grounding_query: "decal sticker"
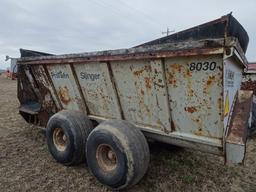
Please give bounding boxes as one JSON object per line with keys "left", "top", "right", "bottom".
{"left": 225, "top": 69, "right": 235, "bottom": 87}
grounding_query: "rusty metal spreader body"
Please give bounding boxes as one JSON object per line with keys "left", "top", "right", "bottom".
{"left": 17, "top": 14, "right": 253, "bottom": 164}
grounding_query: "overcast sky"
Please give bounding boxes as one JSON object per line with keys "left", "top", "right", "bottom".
{"left": 0, "top": 0, "right": 255, "bottom": 69}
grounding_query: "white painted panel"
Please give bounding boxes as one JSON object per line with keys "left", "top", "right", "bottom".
{"left": 111, "top": 59, "right": 171, "bottom": 132}
{"left": 226, "top": 143, "right": 245, "bottom": 164}
{"left": 223, "top": 58, "right": 243, "bottom": 131}
{"left": 165, "top": 55, "right": 223, "bottom": 138}
{"left": 47, "top": 64, "right": 86, "bottom": 111}
{"left": 74, "top": 62, "right": 121, "bottom": 118}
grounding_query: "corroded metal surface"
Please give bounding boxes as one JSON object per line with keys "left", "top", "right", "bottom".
{"left": 165, "top": 55, "right": 223, "bottom": 138}
{"left": 31, "top": 65, "right": 61, "bottom": 111}
{"left": 18, "top": 40, "right": 225, "bottom": 65}
{"left": 16, "top": 18, "right": 250, "bottom": 163}
{"left": 111, "top": 59, "right": 171, "bottom": 132}
{"left": 17, "top": 65, "right": 37, "bottom": 104}
{"left": 17, "top": 64, "right": 61, "bottom": 126}
{"left": 47, "top": 64, "right": 87, "bottom": 112}
{"left": 17, "top": 49, "right": 245, "bottom": 152}
{"left": 226, "top": 90, "right": 252, "bottom": 144}
{"left": 225, "top": 90, "right": 253, "bottom": 164}
{"left": 242, "top": 73, "right": 256, "bottom": 95}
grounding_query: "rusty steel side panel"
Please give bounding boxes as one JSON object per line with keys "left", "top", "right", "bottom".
{"left": 111, "top": 59, "right": 171, "bottom": 132}
{"left": 29, "top": 65, "right": 61, "bottom": 125}
{"left": 17, "top": 65, "right": 38, "bottom": 104}
{"left": 30, "top": 65, "right": 61, "bottom": 111}
{"left": 226, "top": 90, "right": 253, "bottom": 164}
{"left": 73, "top": 62, "right": 122, "bottom": 118}
{"left": 18, "top": 64, "right": 60, "bottom": 126}
{"left": 226, "top": 90, "right": 252, "bottom": 144}
{"left": 23, "top": 66, "right": 57, "bottom": 125}
{"left": 46, "top": 64, "right": 87, "bottom": 112}
{"left": 165, "top": 55, "right": 223, "bottom": 138}
{"left": 19, "top": 46, "right": 224, "bottom": 65}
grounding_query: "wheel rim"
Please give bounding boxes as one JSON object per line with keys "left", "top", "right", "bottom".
{"left": 53, "top": 128, "right": 67, "bottom": 151}
{"left": 96, "top": 144, "right": 117, "bottom": 172}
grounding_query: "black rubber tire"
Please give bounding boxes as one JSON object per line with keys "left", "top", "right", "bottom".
{"left": 46, "top": 110, "right": 94, "bottom": 165}
{"left": 86, "top": 120, "right": 150, "bottom": 190}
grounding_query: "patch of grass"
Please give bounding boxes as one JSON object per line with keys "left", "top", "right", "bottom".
{"left": 40, "top": 144, "right": 48, "bottom": 151}
{"left": 183, "top": 158, "right": 195, "bottom": 167}
{"left": 181, "top": 175, "right": 194, "bottom": 184}
{"left": 165, "top": 159, "right": 180, "bottom": 171}
{"left": 143, "top": 183, "right": 157, "bottom": 192}
{"left": 140, "top": 175, "right": 157, "bottom": 192}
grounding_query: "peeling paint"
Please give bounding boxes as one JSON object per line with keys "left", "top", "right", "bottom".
{"left": 58, "top": 86, "right": 71, "bottom": 105}
{"left": 184, "top": 106, "right": 197, "bottom": 113}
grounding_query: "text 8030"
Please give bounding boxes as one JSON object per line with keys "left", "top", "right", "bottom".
{"left": 189, "top": 62, "right": 217, "bottom": 71}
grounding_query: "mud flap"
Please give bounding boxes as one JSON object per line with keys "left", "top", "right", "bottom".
{"left": 225, "top": 90, "right": 253, "bottom": 164}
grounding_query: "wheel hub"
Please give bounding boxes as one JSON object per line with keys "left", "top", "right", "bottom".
{"left": 96, "top": 144, "right": 117, "bottom": 172}
{"left": 53, "top": 128, "right": 67, "bottom": 151}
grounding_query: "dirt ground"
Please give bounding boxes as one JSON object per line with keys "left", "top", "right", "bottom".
{"left": 1, "top": 75, "right": 256, "bottom": 192}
